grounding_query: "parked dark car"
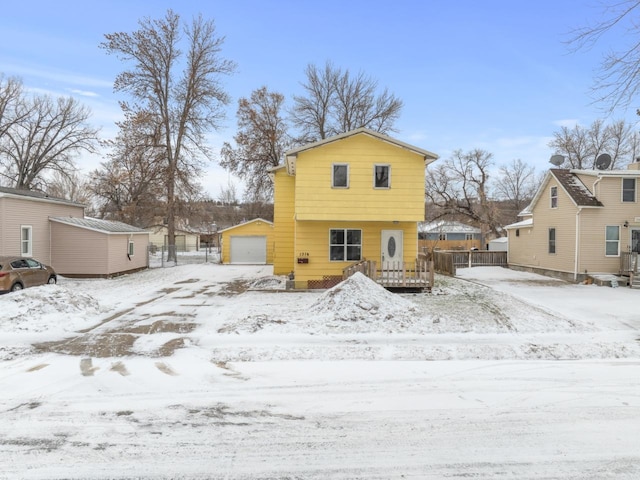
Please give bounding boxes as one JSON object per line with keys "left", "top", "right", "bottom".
{"left": 0, "top": 256, "right": 57, "bottom": 293}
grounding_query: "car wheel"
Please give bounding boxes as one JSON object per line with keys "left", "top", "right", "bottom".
{"left": 48, "top": 276, "right": 57, "bottom": 285}
{"left": 11, "top": 283, "right": 23, "bottom": 292}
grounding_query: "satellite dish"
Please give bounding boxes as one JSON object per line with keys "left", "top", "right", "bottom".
{"left": 595, "top": 153, "right": 612, "bottom": 170}
{"left": 549, "top": 154, "right": 565, "bottom": 166}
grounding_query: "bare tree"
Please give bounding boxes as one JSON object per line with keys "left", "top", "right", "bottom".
{"left": 46, "top": 170, "right": 93, "bottom": 205}
{"left": 567, "top": 0, "right": 640, "bottom": 111}
{"left": 290, "top": 61, "right": 403, "bottom": 142}
{"left": 425, "top": 149, "right": 501, "bottom": 237}
{"left": 0, "top": 94, "right": 98, "bottom": 190}
{"left": 220, "top": 86, "right": 291, "bottom": 198}
{"left": 101, "top": 9, "right": 235, "bottom": 256}
{"left": 549, "top": 119, "right": 637, "bottom": 169}
{"left": 0, "top": 74, "right": 25, "bottom": 140}
{"left": 494, "top": 159, "right": 537, "bottom": 223}
{"left": 89, "top": 110, "right": 166, "bottom": 226}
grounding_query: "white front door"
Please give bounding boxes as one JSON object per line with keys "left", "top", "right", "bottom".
{"left": 381, "top": 230, "right": 403, "bottom": 269}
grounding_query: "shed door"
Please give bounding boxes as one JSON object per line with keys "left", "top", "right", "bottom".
{"left": 230, "top": 236, "right": 267, "bottom": 264}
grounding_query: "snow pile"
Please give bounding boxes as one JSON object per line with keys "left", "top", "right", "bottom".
{"left": 0, "top": 285, "right": 104, "bottom": 334}
{"left": 249, "top": 275, "right": 287, "bottom": 290}
{"left": 307, "top": 272, "right": 419, "bottom": 330}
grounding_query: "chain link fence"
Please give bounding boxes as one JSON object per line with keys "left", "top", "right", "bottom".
{"left": 148, "top": 244, "right": 220, "bottom": 268}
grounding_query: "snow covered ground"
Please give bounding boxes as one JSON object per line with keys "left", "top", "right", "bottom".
{"left": 0, "top": 264, "right": 638, "bottom": 479}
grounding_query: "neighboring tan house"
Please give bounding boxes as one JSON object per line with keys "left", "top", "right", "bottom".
{"left": 271, "top": 128, "right": 438, "bottom": 289}
{"left": 418, "top": 220, "right": 482, "bottom": 252}
{"left": 218, "top": 218, "right": 274, "bottom": 264}
{"left": 0, "top": 187, "right": 149, "bottom": 277}
{"left": 506, "top": 166, "right": 640, "bottom": 282}
{"left": 146, "top": 224, "right": 200, "bottom": 252}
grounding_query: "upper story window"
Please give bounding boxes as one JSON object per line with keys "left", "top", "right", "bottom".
{"left": 374, "top": 164, "right": 390, "bottom": 188}
{"left": 622, "top": 178, "right": 636, "bottom": 202}
{"left": 21, "top": 225, "right": 32, "bottom": 256}
{"left": 332, "top": 164, "right": 349, "bottom": 188}
{"left": 550, "top": 186, "right": 558, "bottom": 208}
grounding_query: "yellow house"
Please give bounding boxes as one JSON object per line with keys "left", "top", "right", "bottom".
{"left": 219, "top": 218, "right": 274, "bottom": 264}
{"left": 272, "top": 128, "right": 438, "bottom": 289}
{"left": 506, "top": 166, "right": 640, "bottom": 283}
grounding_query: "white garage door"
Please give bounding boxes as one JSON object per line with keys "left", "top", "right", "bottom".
{"left": 230, "top": 236, "right": 267, "bottom": 264}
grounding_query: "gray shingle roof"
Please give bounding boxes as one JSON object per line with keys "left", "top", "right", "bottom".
{"left": 550, "top": 169, "right": 603, "bottom": 207}
{"left": 0, "top": 186, "right": 84, "bottom": 207}
{"left": 50, "top": 217, "right": 148, "bottom": 234}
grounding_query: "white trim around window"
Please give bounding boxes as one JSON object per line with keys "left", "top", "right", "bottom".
{"left": 605, "top": 225, "right": 620, "bottom": 256}
{"left": 128, "top": 239, "right": 135, "bottom": 257}
{"left": 21, "top": 225, "right": 33, "bottom": 256}
{"left": 329, "top": 228, "right": 362, "bottom": 261}
{"left": 550, "top": 186, "right": 558, "bottom": 208}
{"left": 373, "top": 164, "right": 391, "bottom": 189}
{"left": 622, "top": 178, "right": 636, "bottom": 203}
{"left": 332, "top": 163, "right": 349, "bottom": 188}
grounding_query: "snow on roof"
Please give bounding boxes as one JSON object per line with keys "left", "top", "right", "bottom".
{"left": 490, "top": 237, "right": 508, "bottom": 243}
{"left": 50, "top": 216, "right": 148, "bottom": 234}
{"left": 504, "top": 218, "right": 533, "bottom": 229}
{"left": 551, "top": 169, "right": 603, "bottom": 207}
{"left": 419, "top": 221, "right": 481, "bottom": 234}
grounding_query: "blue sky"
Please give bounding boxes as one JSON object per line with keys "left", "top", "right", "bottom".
{"left": 1, "top": 0, "right": 637, "bottom": 198}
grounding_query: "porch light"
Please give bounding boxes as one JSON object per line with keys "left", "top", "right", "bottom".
{"left": 624, "top": 221, "right": 629, "bottom": 228}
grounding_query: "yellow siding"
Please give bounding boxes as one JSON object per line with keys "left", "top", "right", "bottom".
{"left": 220, "top": 219, "right": 274, "bottom": 264}
{"left": 273, "top": 169, "right": 296, "bottom": 275}
{"left": 292, "top": 221, "right": 417, "bottom": 288}
{"left": 294, "top": 134, "right": 425, "bottom": 222}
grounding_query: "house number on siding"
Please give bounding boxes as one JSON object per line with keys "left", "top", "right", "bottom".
{"left": 298, "top": 252, "right": 310, "bottom": 257}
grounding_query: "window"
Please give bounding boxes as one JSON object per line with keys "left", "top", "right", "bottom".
{"left": 622, "top": 178, "right": 636, "bottom": 202}
{"left": 550, "top": 186, "right": 558, "bottom": 208}
{"left": 332, "top": 164, "right": 349, "bottom": 188}
{"left": 374, "top": 164, "right": 390, "bottom": 188}
{"left": 465, "top": 233, "right": 474, "bottom": 241}
{"left": 515, "top": 229, "right": 520, "bottom": 237}
{"left": 605, "top": 226, "right": 620, "bottom": 256}
{"left": 548, "top": 228, "right": 556, "bottom": 254}
{"left": 329, "top": 229, "right": 361, "bottom": 261}
{"left": 21, "top": 226, "right": 32, "bottom": 256}
{"left": 438, "top": 233, "right": 447, "bottom": 241}
{"left": 128, "top": 239, "right": 135, "bottom": 257}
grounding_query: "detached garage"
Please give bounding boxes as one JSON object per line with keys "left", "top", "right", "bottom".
{"left": 219, "top": 218, "right": 274, "bottom": 264}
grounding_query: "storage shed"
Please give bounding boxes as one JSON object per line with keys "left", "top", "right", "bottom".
{"left": 50, "top": 217, "right": 149, "bottom": 277}
{"left": 219, "top": 218, "right": 274, "bottom": 264}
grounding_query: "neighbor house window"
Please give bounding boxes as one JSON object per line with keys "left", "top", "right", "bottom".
{"left": 465, "top": 233, "right": 474, "bottom": 241}
{"left": 550, "top": 186, "right": 558, "bottom": 208}
{"left": 373, "top": 164, "right": 390, "bottom": 188}
{"left": 20, "top": 226, "right": 32, "bottom": 256}
{"left": 622, "top": 178, "right": 636, "bottom": 202}
{"left": 605, "top": 226, "right": 620, "bottom": 256}
{"left": 128, "top": 240, "right": 135, "bottom": 257}
{"left": 438, "top": 233, "right": 447, "bottom": 241}
{"left": 548, "top": 228, "right": 556, "bottom": 254}
{"left": 329, "top": 229, "right": 361, "bottom": 261}
{"left": 332, "top": 164, "right": 349, "bottom": 188}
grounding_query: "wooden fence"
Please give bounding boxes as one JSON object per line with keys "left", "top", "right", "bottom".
{"left": 432, "top": 250, "right": 507, "bottom": 276}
